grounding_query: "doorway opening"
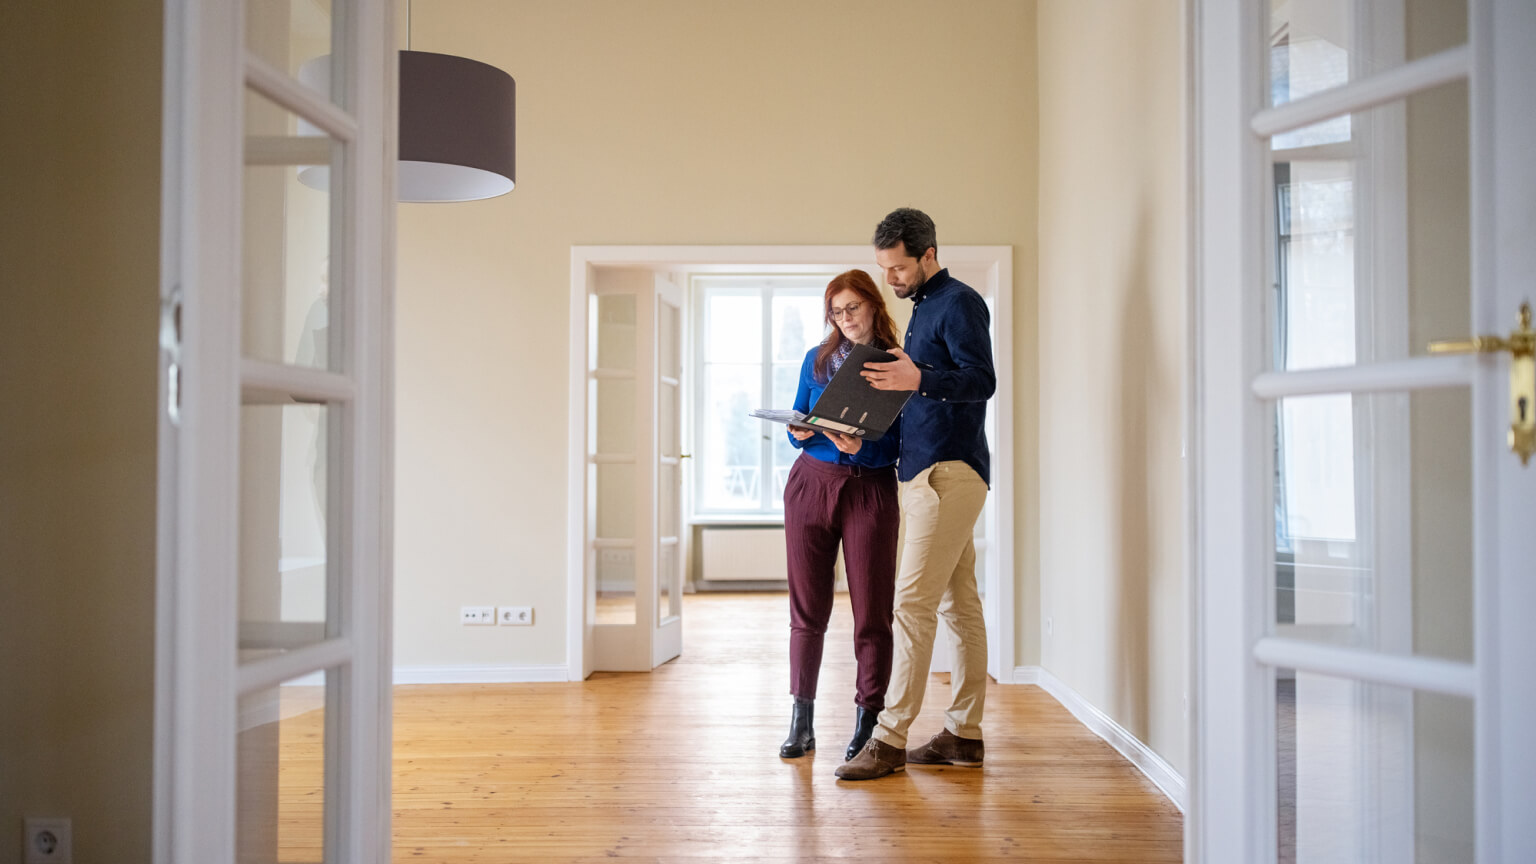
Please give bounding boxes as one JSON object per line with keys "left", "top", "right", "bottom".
{"left": 566, "top": 245, "right": 1017, "bottom": 683}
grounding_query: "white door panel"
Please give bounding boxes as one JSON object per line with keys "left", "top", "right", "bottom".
{"left": 157, "top": 0, "right": 395, "bottom": 858}
{"left": 1193, "top": 0, "right": 1530, "bottom": 861}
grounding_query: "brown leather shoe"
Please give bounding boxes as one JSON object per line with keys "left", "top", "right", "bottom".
{"left": 835, "top": 737, "right": 906, "bottom": 781}
{"left": 907, "top": 729, "right": 984, "bottom": 767}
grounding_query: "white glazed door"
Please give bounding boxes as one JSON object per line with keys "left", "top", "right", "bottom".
{"left": 1193, "top": 0, "right": 1535, "bottom": 862}
{"left": 653, "top": 277, "right": 685, "bottom": 668}
{"left": 588, "top": 270, "right": 685, "bottom": 672}
{"left": 156, "top": 0, "right": 395, "bottom": 859}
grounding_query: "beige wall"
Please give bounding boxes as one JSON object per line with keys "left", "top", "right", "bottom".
{"left": 1036, "top": 0, "right": 1188, "bottom": 773}
{"left": 0, "top": 0, "right": 162, "bottom": 859}
{"left": 395, "top": 0, "right": 1041, "bottom": 668}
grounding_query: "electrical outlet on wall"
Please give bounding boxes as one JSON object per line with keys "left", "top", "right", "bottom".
{"left": 460, "top": 606, "right": 495, "bottom": 625}
{"left": 498, "top": 606, "right": 533, "bottom": 626}
{"left": 23, "top": 817, "right": 72, "bottom": 864}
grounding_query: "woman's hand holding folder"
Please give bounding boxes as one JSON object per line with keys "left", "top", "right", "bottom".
{"left": 824, "top": 431, "right": 863, "bottom": 454}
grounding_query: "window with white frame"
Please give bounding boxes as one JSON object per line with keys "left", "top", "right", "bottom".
{"left": 692, "top": 276, "right": 830, "bottom": 517}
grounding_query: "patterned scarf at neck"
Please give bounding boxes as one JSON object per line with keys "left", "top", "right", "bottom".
{"left": 827, "top": 338, "right": 854, "bottom": 379}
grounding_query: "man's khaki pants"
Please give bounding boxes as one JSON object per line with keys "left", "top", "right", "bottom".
{"left": 872, "top": 460, "right": 990, "bottom": 749}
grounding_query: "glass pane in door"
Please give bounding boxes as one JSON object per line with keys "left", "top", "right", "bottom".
{"left": 1270, "top": 391, "right": 1472, "bottom": 661}
{"left": 659, "top": 298, "right": 680, "bottom": 452}
{"left": 658, "top": 452, "right": 679, "bottom": 628}
{"left": 238, "top": 668, "right": 330, "bottom": 863}
{"left": 1268, "top": 83, "right": 1469, "bottom": 371}
{"left": 1267, "top": 0, "right": 1467, "bottom": 113}
{"left": 659, "top": 382, "right": 677, "bottom": 462}
{"left": 660, "top": 296, "right": 680, "bottom": 380}
{"left": 246, "top": 0, "right": 339, "bottom": 102}
{"left": 658, "top": 541, "right": 678, "bottom": 627}
{"left": 595, "top": 379, "right": 635, "bottom": 455}
{"left": 659, "top": 461, "right": 679, "bottom": 541}
{"left": 595, "top": 545, "right": 636, "bottom": 626}
{"left": 243, "top": 88, "right": 340, "bottom": 371}
{"left": 239, "top": 403, "right": 334, "bottom": 659}
{"left": 595, "top": 464, "right": 636, "bottom": 626}
{"left": 594, "top": 294, "right": 637, "bottom": 371}
{"left": 1275, "top": 671, "right": 1472, "bottom": 864}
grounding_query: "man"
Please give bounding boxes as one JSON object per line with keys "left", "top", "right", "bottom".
{"left": 836, "top": 207, "right": 995, "bottom": 781}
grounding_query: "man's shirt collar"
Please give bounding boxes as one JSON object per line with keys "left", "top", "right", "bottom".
{"left": 912, "top": 268, "right": 952, "bottom": 305}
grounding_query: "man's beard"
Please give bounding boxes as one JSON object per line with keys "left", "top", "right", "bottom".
{"left": 893, "top": 269, "right": 928, "bottom": 299}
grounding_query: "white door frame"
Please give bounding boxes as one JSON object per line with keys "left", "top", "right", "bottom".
{"left": 1189, "top": 0, "right": 1535, "bottom": 861}
{"left": 155, "top": 0, "right": 396, "bottom": 858}
{"left": 567, "top": 245, "right": 1014, "bottom": 683}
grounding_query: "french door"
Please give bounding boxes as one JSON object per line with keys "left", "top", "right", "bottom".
{"left": 578, "top": 267, "right": 686, "bottom": 674}
{"left": 156, "top": 0, "right": 395, "bottom": 859}
{"left": 1193, "top": 0, "right": 1535, "bottom": 862}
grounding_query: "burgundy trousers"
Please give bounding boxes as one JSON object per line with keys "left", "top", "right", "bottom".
{"left": 783, "top": 453, "right": 900, "bottom": 711}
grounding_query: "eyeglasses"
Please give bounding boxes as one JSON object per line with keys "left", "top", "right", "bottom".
{"left": 829, "top": 301, "right": 863, "bottom": 321}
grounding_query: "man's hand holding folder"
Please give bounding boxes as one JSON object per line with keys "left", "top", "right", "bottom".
{"left": 859, "top": 345, "right": 926, "bottom": 391}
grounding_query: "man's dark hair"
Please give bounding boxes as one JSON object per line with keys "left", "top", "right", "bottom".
{"left": 872, "top": 207, "right": 937, "bottom": 260}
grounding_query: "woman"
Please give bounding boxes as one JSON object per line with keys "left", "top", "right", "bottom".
{"left": 778, "top": 269, "right": 903, "bottom": 763}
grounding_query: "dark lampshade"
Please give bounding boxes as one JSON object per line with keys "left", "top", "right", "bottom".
{"left": 296, "top": 50, "right": 516, "bottom": 203}
{"left": 397, "top": 50, "right": 516, "bottom": 202}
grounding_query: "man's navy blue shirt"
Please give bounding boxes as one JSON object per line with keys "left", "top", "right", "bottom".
{"left": 893, "top": 268, "right": 995, "bottom": 485}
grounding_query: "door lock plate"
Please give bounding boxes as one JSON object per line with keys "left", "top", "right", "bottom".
{"left": 1429, "top": 301, "right": 1535, "bottom": 465}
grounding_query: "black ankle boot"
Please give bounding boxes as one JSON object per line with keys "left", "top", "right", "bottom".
{"left": 779, "top": 698, "right": 815, "bottom": 758}
{"left": 845, "top": 706, "right": 879, "bottom": 761}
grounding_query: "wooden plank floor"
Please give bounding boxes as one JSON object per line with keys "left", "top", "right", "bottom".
{"left": 382, "top": 592, "right": 1183, "bottom": 862}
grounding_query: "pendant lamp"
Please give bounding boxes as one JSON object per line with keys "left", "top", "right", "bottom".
{"left": 297, "top": 50, "right": 516, "bottom": 202}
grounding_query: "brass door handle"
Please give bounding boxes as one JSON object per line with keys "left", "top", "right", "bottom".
{"left": 1429, "top": 301, "right": 1534, "bottom": 466}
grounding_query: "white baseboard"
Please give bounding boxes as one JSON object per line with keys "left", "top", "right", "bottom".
{"left": 1014, "top": 665, "right": 1187, "bottom": 812}
{"left": 393, "top": 664, "right": 570, "bottom": 684}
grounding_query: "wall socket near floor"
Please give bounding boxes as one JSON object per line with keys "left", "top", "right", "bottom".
{"left": 459, "top": 605, "right": 495, "bottom": 625}
{"left": 498, "top": 606, "right": 533, "bottom": 626}
{"left": 23, "top": 817, "right": 72, "bottom": 864}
